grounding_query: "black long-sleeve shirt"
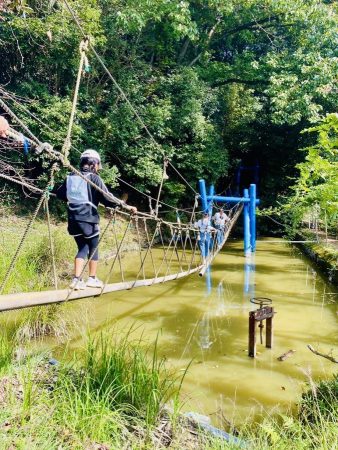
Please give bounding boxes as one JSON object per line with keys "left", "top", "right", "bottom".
{"left": 56, "top": 169, "right": 122, "bottom": 224}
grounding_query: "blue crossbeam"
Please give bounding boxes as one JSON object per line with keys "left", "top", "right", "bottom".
{"left": 206, "top": 195, "right": 260, "bottom": 204}
{"left": 198, "top": 179, "right": 259, "bottom": 256}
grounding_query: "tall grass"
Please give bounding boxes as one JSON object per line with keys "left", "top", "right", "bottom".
{"left": 67, "top": 332, "right": 179, "bottom": 427}
{"left": 16, "top": 305, "right": 68, "bottom": 342}
{"left": 0, "top": 331, "right": 182, "bottom": 448}
{"left": 205, "top": 375, "right": 338, "bottom": 450}
{"left": 0, "top": 219, "right": 73, "bottom": 294}
{"left": 0, "top": 333, "right": 14, "bottom": 373}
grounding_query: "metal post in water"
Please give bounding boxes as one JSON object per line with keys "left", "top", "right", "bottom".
{"left": 208, "top": 184, "right": 215, "bottom": 217}
{"left": 249, "top": 184, "right": 256, "bottom": 252}
{"left": 199, "top": 179, "right": 208, "bottom": 213}
{"left": 243, "top": 188, "right": 251, "bottom": 256}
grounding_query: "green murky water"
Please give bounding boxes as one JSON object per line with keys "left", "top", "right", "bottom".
{"left": 59, "top": 238, "right": 338, "bottom": 424}
{"left": 5, "top": 238, "right": 338, "bottom": 424}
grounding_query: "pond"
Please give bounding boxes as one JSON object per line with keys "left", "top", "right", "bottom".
{"left": 6, "top": 238, "right": 338, "bottom": 426}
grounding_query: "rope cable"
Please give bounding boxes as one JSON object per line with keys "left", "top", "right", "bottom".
{"left": 61, "top": 38, "right": 89, "bottom": 161}
{"left": 45, "top": 196, "right": 58, "bottom": 290}
{"left": 0, "top": 164, "right": 58, "bottom": 294}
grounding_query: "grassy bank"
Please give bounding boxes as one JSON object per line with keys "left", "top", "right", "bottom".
{"left": 298, "top": 230, "right": 338, "bottom": 285}
{"left": 0, "top": 330, "right": 337, "bottom": 449}
{"left": 0, "top": 210, "right": 142, "bottom": 341}
{"left": 0, "top": 210, "right": 140, "bottom": 295}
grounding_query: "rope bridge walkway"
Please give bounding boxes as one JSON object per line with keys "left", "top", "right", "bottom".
{"left": 0, "top": 202, "right": 242, "bottom": 312}
{"left": 0, "top": 4, "right": 243, "bottom": 311}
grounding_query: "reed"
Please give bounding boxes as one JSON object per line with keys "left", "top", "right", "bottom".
{"left": 0, "top": 332, "right": 14, "bottom": 373}
{"left": 75, "top": 331, "right": 178, "bottom": 426}
{"left": 16, "top": 304, "right": 68, "bottom": 342}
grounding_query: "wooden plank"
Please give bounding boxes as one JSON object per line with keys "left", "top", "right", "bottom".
{"left": 277, "top": 350, "right": 296, "bottom": 361}
{"left": 0, "top": 265, "right": 204, "bottom": 312}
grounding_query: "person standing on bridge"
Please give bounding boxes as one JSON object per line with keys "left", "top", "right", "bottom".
{"left": 213, "top": 208, "right": 230, "bottom": 247}
{"left": 56, "top": 149, "right": 137, "bottom": 290}
{"left": 194, "top": 212, "right": 216, "bottom": 261}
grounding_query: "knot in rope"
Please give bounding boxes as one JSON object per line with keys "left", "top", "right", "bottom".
{"left": 79, "top": 38, "right": 90, "bottom": 73}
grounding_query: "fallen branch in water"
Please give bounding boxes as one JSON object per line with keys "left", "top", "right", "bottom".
{"left": 307, "top": 345, "right": 338, "bottom": 363}
{"left": 277, "top": 350, "right": 296, "bottom": 361}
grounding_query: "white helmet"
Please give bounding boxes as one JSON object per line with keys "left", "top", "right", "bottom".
{"left": 80, "top": 149, "right": 102, "bottom": 168}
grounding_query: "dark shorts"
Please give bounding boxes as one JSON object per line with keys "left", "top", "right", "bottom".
{"left": 68, "top": 221, "right": 100, "bottom": 239}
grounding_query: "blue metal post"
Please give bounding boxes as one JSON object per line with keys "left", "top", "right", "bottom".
{"left": 199, "top": 179, "right": 208, "bottom": 213}
{"left": 249, "top": 184, "right": 256, "bottom": 252}
{"left": 243, "top": 188, "right": 251, "bottom": 256}
{"left": 208, "top": 184, "right": 215, "bottom": 217}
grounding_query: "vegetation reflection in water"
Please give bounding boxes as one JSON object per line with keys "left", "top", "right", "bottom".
{"left": 53, "top": 238, "right": 337, "bottom": 424}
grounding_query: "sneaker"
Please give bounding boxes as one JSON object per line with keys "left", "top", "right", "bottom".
{"left": 86, "top": 277, "right": 104, "bottom": 288}
{"left": 69, "top": 277, "right": 86, "bottom": 290}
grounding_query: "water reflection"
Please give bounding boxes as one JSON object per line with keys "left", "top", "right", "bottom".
{"left": 197, "top": 268, "right": 213, "bottom": 350}
{"left": 244, "top": 254, "right": 255, "bottom": 302}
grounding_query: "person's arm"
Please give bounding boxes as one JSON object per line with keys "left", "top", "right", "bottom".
{"left": 92, "top": 175, "right": 137, "bottom": 213}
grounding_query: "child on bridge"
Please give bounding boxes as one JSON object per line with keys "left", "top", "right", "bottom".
{"left": 213, "top": 208, "right": 230, "bottom": 247}
{"left": 194, "top": 212, "right": 216, "bottom": 261}
{"left": 56, "top": 149, "right": 137, "bottom": 290}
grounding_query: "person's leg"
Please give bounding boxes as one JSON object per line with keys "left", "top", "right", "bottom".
{"left": 206, "top": 234, "right": 211, "bottom": 255}
{"left": 88, "top": 260, "right": 98, "bottom": 277}
{"left": 88, "top": 234, "right": 99, "bottom": 277}
{"left": 216, "top": 226, "right": 221, "bottom": 246}
{"left": 75, "top": 258, "right": 85, "bottom": 278}
{"left": 218, "top": 226, "right": 224, "bottom": 246}
{"left": 86, "top": 235, "right": 103, "bottom": 287}
{"left": 200, "top": 232, "right": 207, "bottom": 258}
{"left": 70, "top": 236, "right": 89, "bottom": 289}
{"left": 74, "top": 235, "right": 89, "bottom": 277}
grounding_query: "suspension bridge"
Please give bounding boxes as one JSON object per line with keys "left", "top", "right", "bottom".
{"left": 0, "top": 1, "right": 259, "bottom": 313}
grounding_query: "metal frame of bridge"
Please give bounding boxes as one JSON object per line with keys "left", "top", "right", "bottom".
{"left": 198, "top": 179, "right": 260, "bottom": 256}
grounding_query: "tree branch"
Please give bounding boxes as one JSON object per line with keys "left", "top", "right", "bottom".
{"left": 177, "top": 37, "right": 190, "bottom": 64}
{"left": 211, "top": 78, "right": 268, "bottom": 87}
{"left": 226, "top": 16, "right": 279, "bottom": 36}
{"left": 307, "top": 345, "right": 338, "bottom": 363}
{"left": 188, "top": 18, "right": 221, "bottom": 67}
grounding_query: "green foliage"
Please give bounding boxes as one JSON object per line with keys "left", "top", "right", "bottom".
{"left": 283, "top": 114, "right": 338, "bottom": 233}
{"left": 301, "top": 374, "right": 338, "bottom": 423}
{"left": 0, "top": 0, "right": 337, "bottom": 209}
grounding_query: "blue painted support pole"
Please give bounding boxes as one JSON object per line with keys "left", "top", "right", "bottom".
{"left": 208, "top": 184, "right": 215, "bottom": 217}
{"left": 249, "top": 184, "right": 256, "bottom": 252}
{"left": 199, "top": 179, "right": 208, "bottom": 213}
{"left": 243, "top": 188, "right": 251, "bottom": 256}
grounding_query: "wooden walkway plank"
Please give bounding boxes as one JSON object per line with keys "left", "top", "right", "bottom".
{"left": 0, "top": 265, "right": 203, "bottom": 312}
